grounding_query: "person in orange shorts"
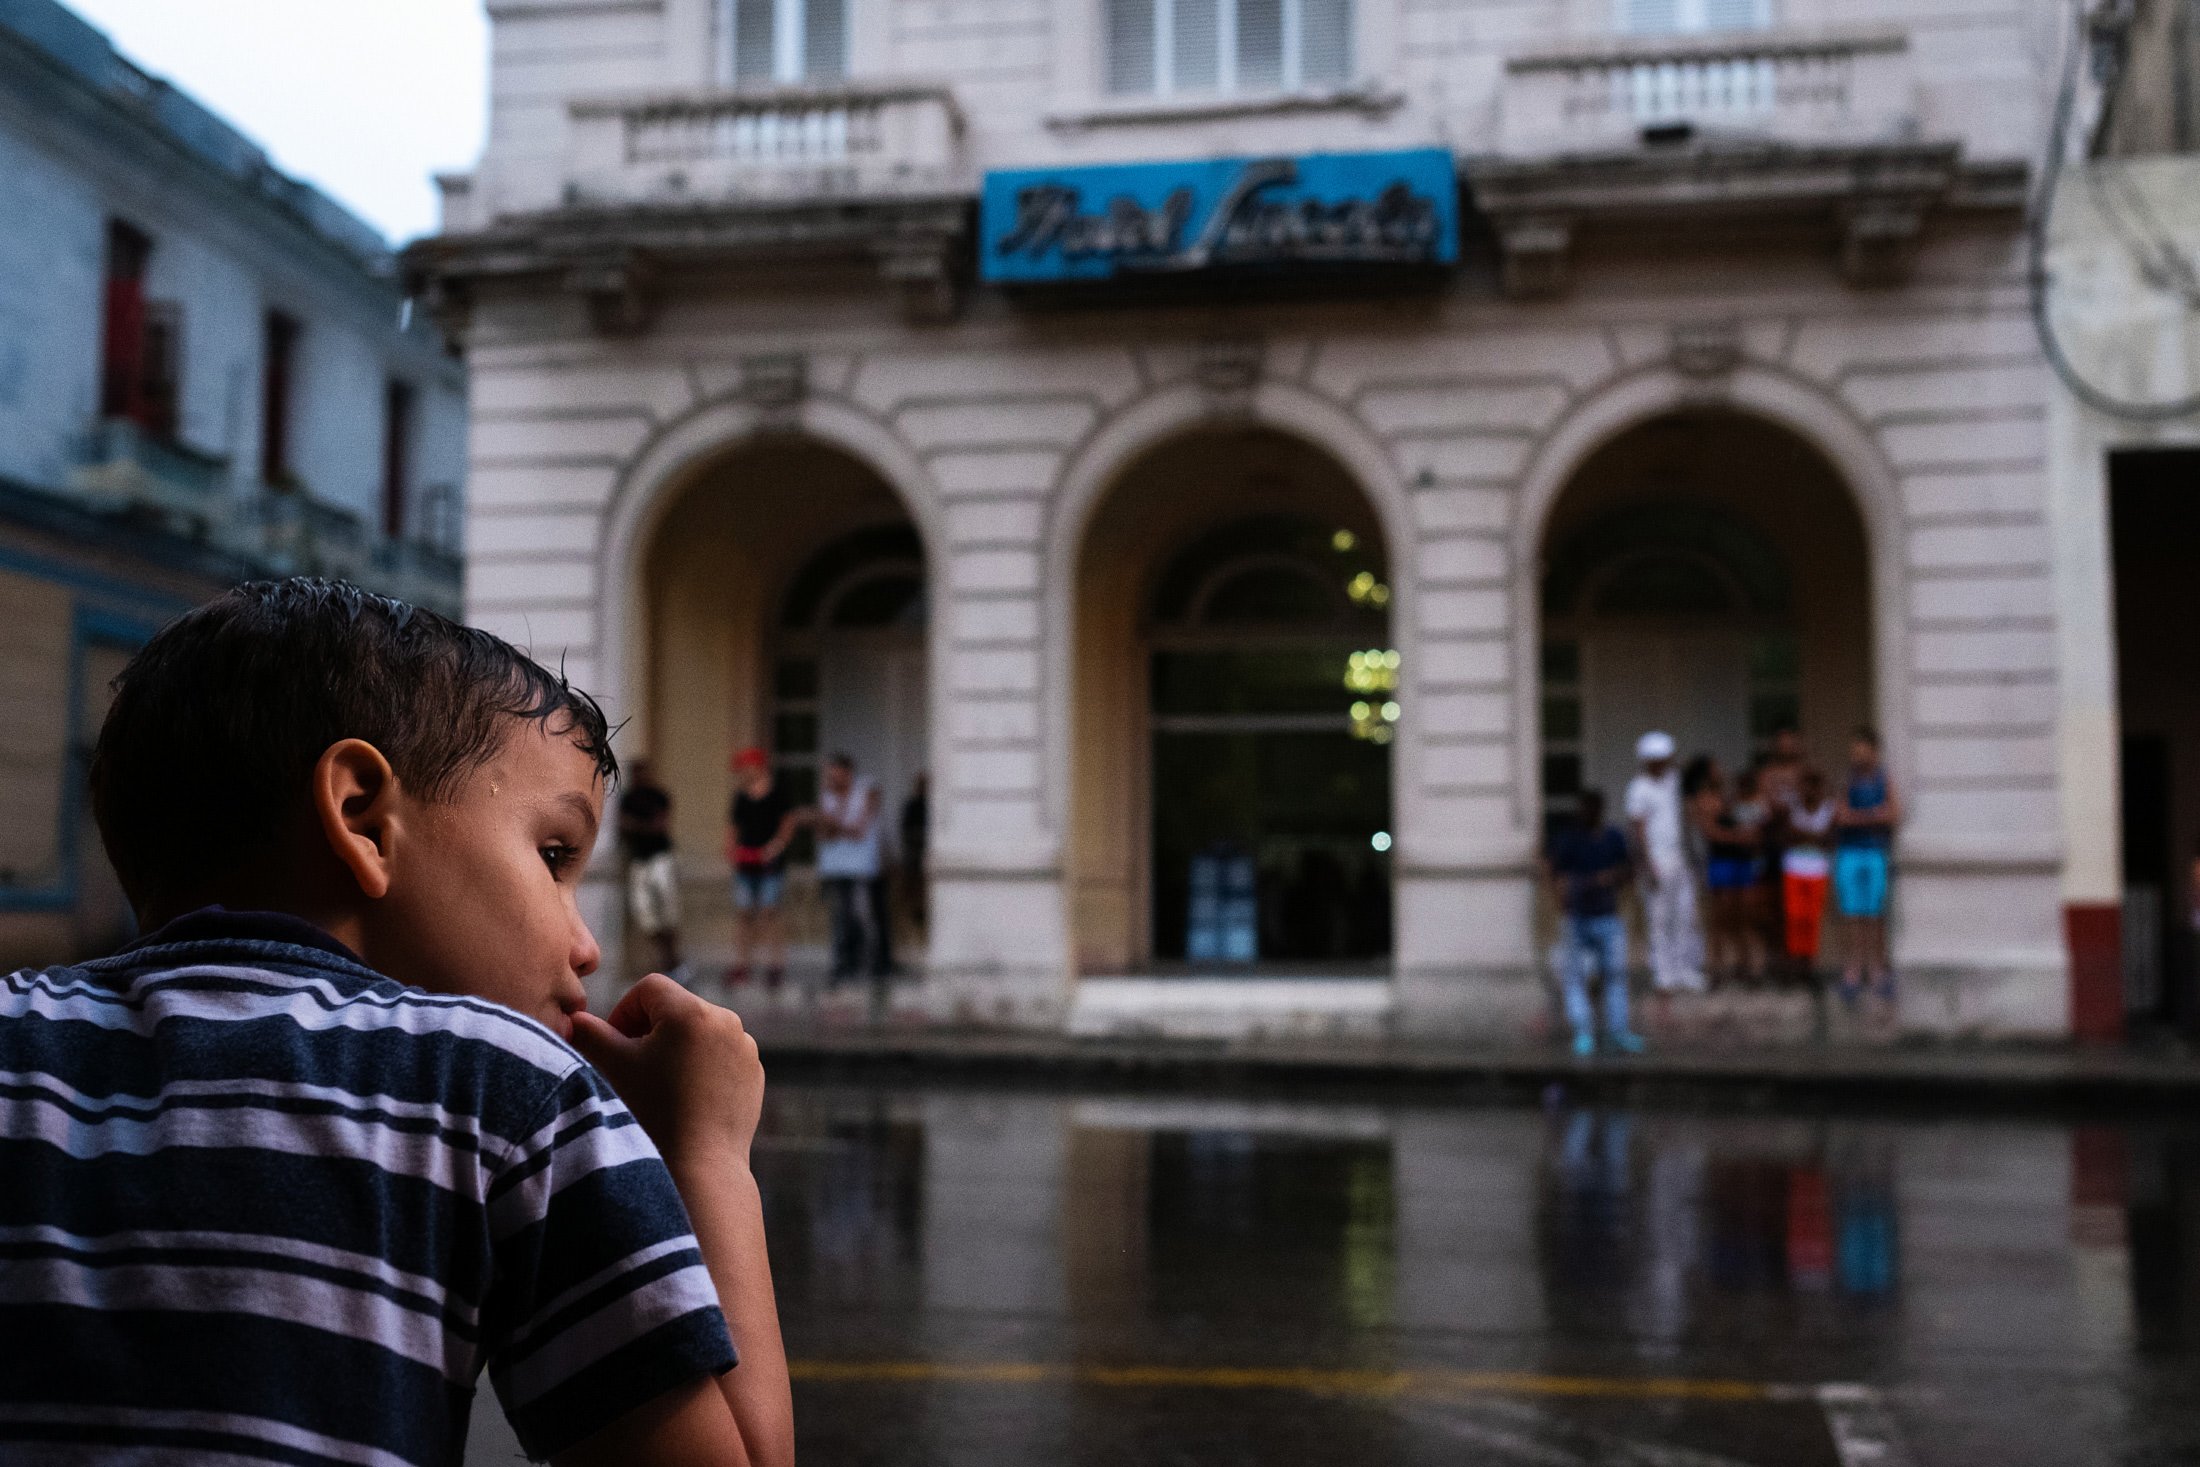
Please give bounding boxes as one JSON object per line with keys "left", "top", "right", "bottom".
{"left": 1781, "top": 767, "right": 1837, "bottom": 976}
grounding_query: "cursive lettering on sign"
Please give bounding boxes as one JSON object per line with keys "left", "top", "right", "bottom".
{"left": 993, "top": 157, "right": 1446, "bottom": 274}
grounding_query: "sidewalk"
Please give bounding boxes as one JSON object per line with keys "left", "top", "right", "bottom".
{"left": 745, "top": 1013, "right": 2200, "bottom": 1107}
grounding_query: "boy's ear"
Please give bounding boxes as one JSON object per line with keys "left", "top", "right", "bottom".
{"left": 312, "top": 739, "right": 402, "bottom": 901}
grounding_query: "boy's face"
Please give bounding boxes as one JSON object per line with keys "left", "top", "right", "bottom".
{"left": 365, "top": 719, "right": 604, "bottom": 1037}
{"left": 1850, "top": 738, "right": 1878, "bottom": 768}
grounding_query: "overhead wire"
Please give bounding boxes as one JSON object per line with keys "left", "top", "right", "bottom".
{"left": 2027, "top": 0, "right": 2200, "bottom": 421}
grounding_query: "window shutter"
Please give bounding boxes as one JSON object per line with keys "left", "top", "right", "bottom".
{"left": 1173, "top": 0, "right": 1222, "bottom": 92}
{"left": 730, "top": 0, "right": 776, "bottom": 81}
{"left": 1299, "top": 0, "right": 1351, "bottom": 85}
{"left": 1236, "top": 0, "right": 1283, "bottom": 91}
{"left": 1107, "top": 0, "right": 1157, "bottom": 93}
{"left": 803, "top": 0, "right": 847, "bottom": 78}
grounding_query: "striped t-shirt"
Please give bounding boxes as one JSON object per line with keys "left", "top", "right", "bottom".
{"left": 0, "top": 908, "right": 736, "bottom": 1466}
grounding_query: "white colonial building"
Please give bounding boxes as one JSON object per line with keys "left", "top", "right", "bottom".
{"left": 413, "top": 0, "right": 2147, "bottom": 1039}
{"left": 0, "top": 0, "right": 467, "bottom": 965}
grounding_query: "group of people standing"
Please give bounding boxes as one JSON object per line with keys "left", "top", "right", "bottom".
{"left": 1546, "top": 724, "right": 1901, "bottom": 1056}
{"left": 619, "top": 749, "right": 929, "bottom": 1009}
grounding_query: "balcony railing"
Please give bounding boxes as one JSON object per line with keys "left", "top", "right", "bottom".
{"left": 70, "top": 417, "right": 227, "bottom": 531}
{"left": 1499, "top": 27, "right": 1916, "bottom": 154}
{"left": 566, "top": 83, "right": 966, "bottom": 207}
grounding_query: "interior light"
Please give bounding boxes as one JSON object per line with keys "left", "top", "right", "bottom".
{"left": 1371, "top": 831, "right": 1393, "bottom": 853}
{"left": 1381, "top": 701, "right": 1401, "bottom": 722}
{"left": 1332, "top": 529, "right": 1357, "bottom": 553}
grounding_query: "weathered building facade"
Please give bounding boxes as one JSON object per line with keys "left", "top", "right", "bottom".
{"left": 2046, "top": 0, "right": 2200, "bottom": 1040}
{"left": 415, "top": 0, "right": 2089, "bottom": 1037}
{"left": 0, "top": 0, "right": 468, "bottom": 964}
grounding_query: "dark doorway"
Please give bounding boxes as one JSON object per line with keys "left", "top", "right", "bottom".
{"left": 2111, "top": 447, "right": 2200, "bottom": 1033}
{"left": 1146, "top": 517, "right": 1394, "bottom": 967}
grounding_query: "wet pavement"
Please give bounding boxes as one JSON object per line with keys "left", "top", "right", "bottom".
{"left": 469, "top": 1083, "right": 2200, "bottom": 1465}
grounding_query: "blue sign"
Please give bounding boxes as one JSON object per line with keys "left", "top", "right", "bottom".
{"left": 980, "top": 149, "right": 1460, "bottom": 285}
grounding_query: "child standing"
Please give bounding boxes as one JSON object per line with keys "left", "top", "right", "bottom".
{"left": 1835, "top": 726, "right": 1903, "bottom": 1009}
{"left": 1694, "top": 764, "right": 1764, "bottom": 987}
{"left": 1782, "top": 767, "right": 1838, "bottom": 980}
{"left": 1546, "top": 789, "right": 1647, "bottom": 1057}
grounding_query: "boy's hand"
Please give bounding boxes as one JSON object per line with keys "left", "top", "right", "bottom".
{"left": 569, "top": 976, "right": 765, "bottom": 1168}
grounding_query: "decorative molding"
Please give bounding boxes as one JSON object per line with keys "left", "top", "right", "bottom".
{"left": 1495, "top": 217, "right": 1572, "bottom": 300}
{"left": 1670, "top": 319, "right": 1743, "bottom": 378}
{"left": 404, "top": 198, "right": 973, "bottom": 327}
{"left": 738, "top": 353, "right": 806, "bottom": 419}
{"left": 1474, "top": 143, "right": 2024, "bottom": 299}
{"left": 1839, "top": 197, "right": 1931, "bottom": 287}
{"left": 565, "top": 251, "right": 659, "bottom": 337}
{"left": 1043, "top": 84, "right": 1406, "bottom": 132}
{"left": 1195, "top": 336, "right": 1264, "bottom": 412}
{"left": 876, "top": 238, "right": 962, "bottom": 323}
{"left": 1504, "top": 24, "right": 1910, "bottom": 72}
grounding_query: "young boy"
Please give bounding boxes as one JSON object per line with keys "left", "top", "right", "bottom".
{"left": 1834, "top": 725, "right": 1903, "bottom": 1008}
{"left": 1546, "top": 789, "right": 1648, "bottom": 1057}
{"left": 0, "top": 580, "right": 792, "bottom": 1467}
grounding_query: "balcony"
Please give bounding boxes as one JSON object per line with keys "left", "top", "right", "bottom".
{"left": 1479, "top": 26, "right": 2026, "bottom": 297}
{"left": 70, "top": 417, "right": 227, "bottom": 533}
{"left": 565, "top": 82, "right": 966, "bottom": 209}
{"left": 1498, "top": 26, "right": 1918, "bottom": 154}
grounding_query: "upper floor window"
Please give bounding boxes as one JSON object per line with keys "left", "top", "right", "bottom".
{"left": 1615, "top": 0, "right": 1770, "bottom": 35}
{"left": 262, "top": 309, "right": 300, "bottom": 488}
{"left": 1105, "top": 0, "right": 1352, "bottom": 97}
{"left": 722, "top": 0, "right": 847, "bottom": 85}
{"left": 382, "top": 379, "right": 415, "bottom": 540}
{"left": 99, "top": 220, "right": 180, "bottom": 438}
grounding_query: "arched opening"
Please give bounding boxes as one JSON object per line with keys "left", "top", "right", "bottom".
{"left": 1537, "top": 409, "right": 1872, "bottom": 829}
{"left": 1071, "top": 426, "right": 1394, "bottom": 975}
{"left": 641, "top": 437, "right": 929, "bottom": 976}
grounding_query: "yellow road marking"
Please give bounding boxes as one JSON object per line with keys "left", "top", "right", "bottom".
{"left": 790, "top": 1360, "right": 1777, "bottom": 1403}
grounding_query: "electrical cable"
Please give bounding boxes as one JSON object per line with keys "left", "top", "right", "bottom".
{"left": 2028, "top": 0, "right": 2200, "bottom": 421}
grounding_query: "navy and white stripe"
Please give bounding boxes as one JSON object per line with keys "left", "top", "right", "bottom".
{"left": 0, "top": 909, "right": 735, "bottom": 1465}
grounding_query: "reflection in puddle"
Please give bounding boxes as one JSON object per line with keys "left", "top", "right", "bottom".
{"left": 740, "top": 1084, "right": 2200, "bottom": 1467}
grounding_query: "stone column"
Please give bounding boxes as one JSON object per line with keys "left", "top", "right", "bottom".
{"left": 925, "top": 444, "right": 1072, "bottom": 1025}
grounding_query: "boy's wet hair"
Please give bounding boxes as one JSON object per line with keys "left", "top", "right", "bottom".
{"left": 91, "top": 578, "right": 618, "bottom": 913}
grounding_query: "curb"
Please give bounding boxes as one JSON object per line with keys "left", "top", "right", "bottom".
{"left": 752, "top": 1029, "right": 2200, "bottom": 1110}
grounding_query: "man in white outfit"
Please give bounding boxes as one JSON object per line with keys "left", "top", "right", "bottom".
{"left": 1624, "top": 730, "right": 1707, "bottom": 994}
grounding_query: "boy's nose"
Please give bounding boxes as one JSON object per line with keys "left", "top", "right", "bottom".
{"left": 569, "top": 915, "right": 601, "bottom": 981}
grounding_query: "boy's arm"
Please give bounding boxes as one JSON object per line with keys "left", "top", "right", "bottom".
{"left": 567, "top": 979, "right": 795, "bottom": 1467}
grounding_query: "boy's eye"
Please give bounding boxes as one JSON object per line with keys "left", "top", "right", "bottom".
{"left": 540, "top": 843, "right": 580, "bottom": 877}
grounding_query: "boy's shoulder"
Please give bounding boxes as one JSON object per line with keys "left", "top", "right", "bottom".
{"left": 12, "top": 911, "right": 589, "bottom": 1147}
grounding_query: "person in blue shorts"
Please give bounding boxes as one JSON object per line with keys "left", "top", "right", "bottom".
{"left": 1834, "top": 725, "right": 1903, "bottom": 1009}
{"left": 1545, "top": 789, "right": 1648, "bottom": 1057}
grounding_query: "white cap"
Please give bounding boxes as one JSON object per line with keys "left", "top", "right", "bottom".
{"left": 1636, "top": 730, "right": 1676, "bottom": 762}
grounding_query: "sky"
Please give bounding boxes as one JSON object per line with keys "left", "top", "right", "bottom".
{"left": 66, "top": 0, "right": 489, "bottom": 246}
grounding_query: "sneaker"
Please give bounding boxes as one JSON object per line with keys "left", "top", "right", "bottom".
{"left": 1571, "top": 1031, "right": 1596, "bottom": 1059}
{"left": 1608, "top": 1030, "right": 1647, "bottom": 1056}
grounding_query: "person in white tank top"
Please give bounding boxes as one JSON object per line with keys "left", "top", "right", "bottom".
{"left": 816, "top": 754, "right": 883, "bottom": 986}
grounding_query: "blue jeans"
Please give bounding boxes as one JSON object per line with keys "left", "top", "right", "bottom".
{"left": 1560, "top": 913, "right": 1631, "bottom": 1040}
